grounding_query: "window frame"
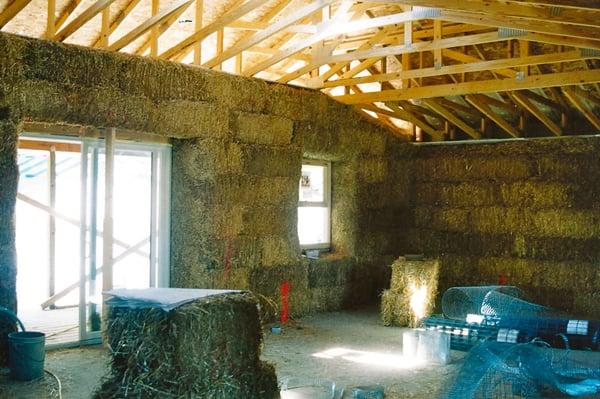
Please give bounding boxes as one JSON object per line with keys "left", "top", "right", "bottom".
{"left": 298, "top": 159, "right": 331, "bottom": 250}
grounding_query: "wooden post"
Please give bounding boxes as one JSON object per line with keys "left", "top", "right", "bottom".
{"left": 48, "top": 145, "right": 56, "bottom": 309}
{"left": 151, "top": 0, "right": 159, "bottom": 57}
{"left": 46, "top": 0, "right": 55, "bottom": 39}
{"left": 102, "top": 128, "right": 115, "bottom": 324}
{"left": 193, "top": 0, "right": 203, "bottom": 64}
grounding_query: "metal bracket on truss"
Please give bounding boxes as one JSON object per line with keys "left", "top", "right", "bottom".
{"left": 549, "top": 7, "right": 562, "bottom": 17}
{"left": 581, "top": 48, "right": 600, "bottom": 58}
{"left": 412, "top": 6, "right": 441, "bottom": 19}
{"left": 498, "top": 28, "right": 528, "bottom": 38}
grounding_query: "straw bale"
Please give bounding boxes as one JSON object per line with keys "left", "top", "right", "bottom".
{"left": 532, "top": 209, "right": 600, "bottom": 239}
{"left": 380, "top": 257, "right": 440, "bottom": 327}
{"left": 308, "top": 257, "right": 353, "bottom": 288}
{"left": 173, "top": 139, "right": 243, "bottom": 181}
{"left": 94, "top": 292, "right": 279, "bottom": 399}
{"left": 233, "top": 111, "right": 293, "bottom": 146}
{"left": 240, "top": 145, "right": 301, "bottom": 178}
{"left": 261, "top": 235, "right": 300, "bottom": 267}
{"left": 148, "top": 100, "right": 228, "bottom": 139}
{"left": 500, "top": 182, "right": 573, "bottom": 209}
{"left": 0, "top": 118, "right": 19, "bottom": 366}
{"left": 309, "top": 287, "right": 345, "bottom": 312}
{"left": 356, "top": 157, "right": 387, "bottom": 184}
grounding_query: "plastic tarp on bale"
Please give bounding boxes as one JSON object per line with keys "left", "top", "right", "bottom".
{"left": 94, "top": 288, "right": 279, "bottom": 399}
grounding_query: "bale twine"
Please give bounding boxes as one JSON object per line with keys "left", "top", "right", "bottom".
{"left": 93, "top": 292, "right": 279, "bottom": 399}
{"left": 380, "top": 257, "right": 439, "bottom": 327}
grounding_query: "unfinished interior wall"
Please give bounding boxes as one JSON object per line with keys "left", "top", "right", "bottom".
{"left": 0, "top": 30, "right": 410, "bottom": 355}
{"left": 0, "top": 107, "right": 20, "bottom": 365}
{"left": 408, "top": 137, "right": 600, "bottom": 318}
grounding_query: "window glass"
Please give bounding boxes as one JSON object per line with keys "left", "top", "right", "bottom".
{"left": 298, "top": 161, "right": 330, "bottom": 248}
{"left": 299, "top": 164, "right": 325, "bottom": 203}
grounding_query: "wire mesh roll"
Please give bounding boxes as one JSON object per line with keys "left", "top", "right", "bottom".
{"left": 480, "top": 291, "right": 554, "bottom": 319}
{"left": 442, "top": 286, "right": 524, "bottom": 320}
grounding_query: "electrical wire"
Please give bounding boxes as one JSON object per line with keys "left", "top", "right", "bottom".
{"left": 44, "top": 369, "right": 62, "bottom": 399}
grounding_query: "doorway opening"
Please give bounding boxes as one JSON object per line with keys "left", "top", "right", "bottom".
{"left": 16, "top": 134, "right": 171, "bottom": 347}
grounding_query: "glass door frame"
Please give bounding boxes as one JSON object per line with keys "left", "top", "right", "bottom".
{"left": 79, "top": 138, "right": 171, "bottom": 343}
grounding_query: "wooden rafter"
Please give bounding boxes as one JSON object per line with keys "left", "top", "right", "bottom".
{"left": 320, "top": 50, "right": 592, "bottom": 88}
{"left": 203, "top": 0, "right": 336, "bottom": 69}
{"left": 0, "top": 0, "right": 32, "bottom": 28}
{"left": 92, "top": 0, "right": 142, "bottom": 47}
{"left": 366, "top": 1, "right": 600, "bottom": 28}
{"left": 509, "top": 91, "right": 562, "bottom": 135}
{"left": 334, "top": 69, "right": 600, "bottom": 104}
{"left": 108, "top": 0, "right": 193, "bottom": 51}
{"left": 54, "top": 0, "right": 117, "bottom": 42}
{"left": 159, "top": 0, "right": 270, "bottom": 60}
{"left": 55, "top": 0, "right": 83, "bottom": 32}
{"left": 563, "top": 87, "right": 600, "bottom": 130}
{"left": 422, "top": 98, "right": 482, "bottom": 139}
{"left": 466, "top": 94, "right": 521, "bottom": 138}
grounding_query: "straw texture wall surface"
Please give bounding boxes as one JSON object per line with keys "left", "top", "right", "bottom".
{"left": 0, "top": 111, "right": 19, "bottom": 366}
{"left": 0, "top": 30, "right": 410, "bottom": 366}
{"left": 408, "top": 137, "right": 600, "bottom": 318}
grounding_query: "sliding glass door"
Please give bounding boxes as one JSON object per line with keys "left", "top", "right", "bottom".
{"left": 16, "top": 135, "right": 171, "bottom": 346}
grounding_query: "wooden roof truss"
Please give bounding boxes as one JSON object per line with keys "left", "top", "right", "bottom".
{"left": 1, "top": 0, "right": 599, "bottom": 141}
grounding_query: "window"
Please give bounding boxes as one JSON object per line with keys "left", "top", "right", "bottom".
{"left": 298, "top": 160, "right": 331, "bottom": 249}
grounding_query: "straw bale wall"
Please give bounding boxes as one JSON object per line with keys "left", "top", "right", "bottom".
{"left": 409, "top": 137, "right": 600, "bottom": 318}
{"left": 0, "top": 110, "right": 20, "bottom": 365}
{"left": 0, "top": 30, "right": 409, "bottom": 365}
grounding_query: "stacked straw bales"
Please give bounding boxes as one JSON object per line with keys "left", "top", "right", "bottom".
{"left": 93, "top": 292, "right": 278, "bottom": 399}
{"left": 381, "top": 257, "right": 440, "bottom": 328}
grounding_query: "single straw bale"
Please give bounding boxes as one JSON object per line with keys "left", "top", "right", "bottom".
{"left": 380, "top": 257, "right": 440, "bottom": 327}
{"left": 93, "top": 292, "right": 279, "bottom": 399}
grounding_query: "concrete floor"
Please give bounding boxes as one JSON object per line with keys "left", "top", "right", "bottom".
{"left": 0, "top": 309, "right": 463, "bottom": 398}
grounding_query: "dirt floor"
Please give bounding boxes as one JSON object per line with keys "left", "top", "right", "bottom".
{"left": 0, "top": 309, "right": 464, "bottom": 398}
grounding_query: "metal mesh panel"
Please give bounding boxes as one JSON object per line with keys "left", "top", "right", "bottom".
{"left": 442, "top": 286, "right": 524, "bottom": 320}
{"left": 442, "top": 342, "right": 600, "bottom": 399}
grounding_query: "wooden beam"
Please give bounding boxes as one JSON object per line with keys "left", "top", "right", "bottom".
{"left": 435, "top": 9, "right": 600, "bottom": 41}
{"left": 519, "top": 89, "right": 563, "bottom": 112}
{"left": 364, "top": 104, "right": 444, "bottom": 140}
{"left": 422, "top": 98, "right": 482, "bottom": 139}
{"left": 563, "top": 87, "right": 600, "bottom": 130}
{"left": 319, "top": 27, "right": 396, "bottom": 83}
{"left": 314, "top": 31, "right": 525, "bottom": 66}
{"left": 433, "top": 19, "right": 442, "bottom": 69}
{"left": 494, "top": 0, "right": 600, "bottom": 12}
{"left": 215, "top": 28, "right": 224, "bottom": 70}
{"left": 46, "top": 0, "right": 56, "bottom": 39}
{"left": 243, "top": 1, "right": 358, "bottom": 76}
{"left": 567, "top": 86, "right": 600, "bottom": 107}
{"left": 55, "top": 0, "right": 117, "bottom": 42}
{"left": 99, "top": 5, "right": 109, "bottom": 48}
{"left": 465, "top": 95, "right": 521, "bottom": 137}
{"left": 509, "top": 91, "right": 562, "bottom": 135}
{"left": 193, "top": 0, "right": 203, "bottom": 64}
{"left": 151, "top": 0, "right": 159, "bottom": 57}
{"left": 159, "top": 0, "right": 270, "bottom": 60}
{"left": 203, "top": 0, "right": 336, "bottom": 69}
{"left": 133, "top": 2, "right": 190, "bottom": 55}
{"left": 0, "top": 0, "right": 32, "bottom": 28}
{"left": 92, "top": 0, "right": 142, "bottom": 48}
{"left": 108, "top": 0, "right": 193, "bottom": 52}
{"left": 438, "top": 98, "right": 481, "bottom": 118}
{"left": 55, "top": 0, "right": 82, "bottom": 32}
{"left": 334, "top": 69, "right": 600, "bottom": 104}
{"left": 362, "top": 0, "right": 600, "bottom": 28}
{"left": 320, "top": 50, "right": 589, "bottom": 88}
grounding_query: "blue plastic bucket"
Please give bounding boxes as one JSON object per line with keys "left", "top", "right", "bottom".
{"left": 8, "top": 331, "right": 46, "bottom": 381}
